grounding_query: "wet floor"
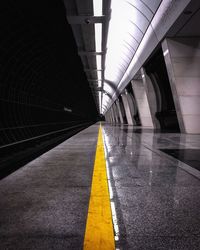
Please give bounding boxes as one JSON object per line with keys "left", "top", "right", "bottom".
{"left": 0, "top": 123, "right": 200, "bottom": 249}
{"left": 160, "top": 149, "right": 200, "bottom": 171}
{"left": 103, "top": 124, "right": 200, "bottom": 249}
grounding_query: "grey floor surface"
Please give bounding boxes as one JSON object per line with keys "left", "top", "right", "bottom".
{"left": 0, "top": 123, "right": 200, "bottom": 250}
{"left": 102, "top": 124, "right": 200, "bottom": 250}
{"left": 0, "top": 125, "right": 99, "bottom": 250}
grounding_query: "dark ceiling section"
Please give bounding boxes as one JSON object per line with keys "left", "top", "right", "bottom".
{"left": 0, "top": 0, "right": 98, "bottom": 147}
{"left": 167, "top": 0, "right": 200, "bottom": 37}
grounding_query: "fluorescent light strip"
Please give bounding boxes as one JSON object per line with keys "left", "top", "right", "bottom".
{"left": 98, "top": 91, "right": 102, "bottom": 113}
{"left": 93, "top": 0, "right": 102, "bottom": 16}
{"left": 95, "top": 24, "right": 102, "bottom": 53}
{"left": 93, "top": 0, "right": 103, "bottom": 113}
{"left": 97, "top": 70, "right": 102, "bottom": 79}
{"left": 98, "top": 80, "right": 102, "bottom": 87}
{"left": 96, "top": 55, "right": 102, "bottom": 70}
{"left": 95, "top": 28, "right": 102, "bottom": 84}
{"left": 96, "top": 55, "right": 102, "bottom": 87}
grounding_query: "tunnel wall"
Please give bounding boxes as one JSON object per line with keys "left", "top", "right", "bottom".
{"left": 0, "top": 0, "right": 98, "bottom": 148}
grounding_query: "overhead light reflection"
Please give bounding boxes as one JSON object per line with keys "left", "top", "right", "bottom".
{"left": 102, "top": 129, "right": 120, "bottom": 246}
{"left": 163, "top": 49, "right": 169, "bottom": 57}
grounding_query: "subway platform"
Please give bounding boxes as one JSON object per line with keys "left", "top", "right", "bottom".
{"left": 0, "top": 123, "right": 200, "bottom": 250}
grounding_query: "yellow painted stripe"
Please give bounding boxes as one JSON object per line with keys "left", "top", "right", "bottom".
{"left": 83, "top": 126, "right": 115, "bottom": 250}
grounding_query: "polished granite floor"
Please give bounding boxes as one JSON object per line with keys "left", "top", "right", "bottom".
{"left": 160, "top": 149, "right": 200, "bottom": 171}
{"left": 0, "top": 125, "right": 99, "bottom": 250}
{"left": 0, "top": 123, "right": 200, "bottom": 250}
{"left": 103, "top": 124, "right": 200, "bottom": 250}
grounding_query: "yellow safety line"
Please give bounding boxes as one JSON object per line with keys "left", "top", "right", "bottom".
{"left": 83, "top": 126, "right": 115, "bottom": 250}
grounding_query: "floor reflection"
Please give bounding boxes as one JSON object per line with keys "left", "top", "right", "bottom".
{"left": 102, "top": 124, "right": 200, "bottom": 250}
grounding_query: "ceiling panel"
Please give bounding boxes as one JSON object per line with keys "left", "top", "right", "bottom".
{"left": 64, "top": 0, "right": 196, "bottom": 115}
{"left": 63, "top": 0, "right": 111, "bottom": 113}
{"left": 102, "top": 0, "right": 162, "bottom": 112}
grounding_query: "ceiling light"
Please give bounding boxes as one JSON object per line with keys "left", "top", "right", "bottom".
{"left": 96, "top": 55, "right": 102, "bottom": 70}
{"left": 97, "top": 70, "right": 102, "bottom": 79}
{"left": 94, "top": 23, "right": 102, "bottom": 53}
{"left": 93, "top": 0, "right": 103, "bottom": 114}
{"left": 93, "top": 0, "right": 102, "bottom": 83}
{"left": 93, "top": 0, "right": 102, "bottom": 16}
{"left": 98, "top": 91, "right": 102, "bottom": 113}
{"left": 98, "top": 80, "right": 102, "bottom": 87}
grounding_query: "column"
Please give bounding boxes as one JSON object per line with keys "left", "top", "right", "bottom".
{"left": 131, "top": 79, "right": 154, "bottom": 128}
{"left": 141, "top": 67, "right": 160, "bottom": 129}
{"left": 162, "top": 38, "right": 200, "bottom": 134}
{"left": 121, "top": 92, "right": 134, "bottom": 125}
{"left": 116, "top": 99, "right": 124, "bottom": 124}
{"left": 113, "top": 103, "right": 120, "bottom": 123}
{"left": 111, "top": 106, "right": 117, "bottom": 124}
{"left": 107, "top": 110, "right": 112, "bottom": 123}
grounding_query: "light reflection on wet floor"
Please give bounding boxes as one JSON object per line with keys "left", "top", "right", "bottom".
{"left": 102, "top": 124, "right": 200, "bottom": 250}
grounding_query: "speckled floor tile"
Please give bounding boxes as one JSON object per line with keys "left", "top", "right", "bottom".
{"left": 0, "top": 125, "right": 99, "bottom": 250}
{"left": 103, "top": 124, "right": 200, "bottom": 250}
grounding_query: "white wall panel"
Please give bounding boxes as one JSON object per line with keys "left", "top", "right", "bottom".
{"left": 162, "top": 37, "right": 200, "bottom": 134}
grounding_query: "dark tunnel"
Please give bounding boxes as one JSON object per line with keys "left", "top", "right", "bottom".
{"left": 0, "top": 0, "right": 99, "bottom": 177}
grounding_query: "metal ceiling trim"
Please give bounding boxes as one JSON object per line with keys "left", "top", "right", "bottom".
{"left": 78, "top": 51, "right": 105, "bottom": 56}
{"left": 67, "top": 15, "right": 107, "bottom": 24}
{"left": 84, "top": 68, "right": 104, "bottom": 71}
{"left": 88, "top": 79, "right": 103, "bottom": 82}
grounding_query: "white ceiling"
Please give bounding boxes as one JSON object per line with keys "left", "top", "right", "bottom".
{"left": 63, "top": 0, "right": 199, "bottom": 115}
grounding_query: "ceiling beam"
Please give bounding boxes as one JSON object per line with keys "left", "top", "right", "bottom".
{"left": 78, "top": 51, "right": 105, "bottom": 56}
{"left": 84, "top": 68, "right": 104, "bottom": 72}
{"left": 88, "top": 79, "right": 103, "bottom": 82}
{"left": 67, "top": 15, "right": 107, "bottom": 25}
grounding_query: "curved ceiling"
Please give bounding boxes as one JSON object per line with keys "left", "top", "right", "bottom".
{"left": 64, "top": 0, "right": 192, "bottom": 115}
{"left": 102, "top": 0, "right": 162, "bottom": 113}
